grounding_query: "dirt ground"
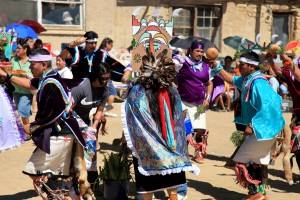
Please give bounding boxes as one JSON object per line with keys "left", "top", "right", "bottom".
{"left": 0, "top": 103, "right": 299, "bottom": 200}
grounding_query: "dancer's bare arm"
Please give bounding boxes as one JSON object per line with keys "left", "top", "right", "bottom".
{"left": 0, "top": 68, "right": 35, "bottom": 90}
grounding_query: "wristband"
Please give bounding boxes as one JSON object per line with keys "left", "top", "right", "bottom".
{"left": 205, "top": 94, "right": 211, "bottom": 102}
{"left": 248, "top": 123, "right": 253, "bottom": 129}
{"left": 3, "top": 73, "right": 13, "bottom": 83}
{"left": 211, "top": 63, "right": 223, "bottom": 77}
{"left": 7, "top": 73, "right": 12, "bottom": 80}
{"left": 283, "top": 60, "right": 292, "bottom": 69}
{"left": 66, "top": 46, "right": 74, "bottom": 51}
{"left": 29, "top": 124, "right": 40, "bottom": 133}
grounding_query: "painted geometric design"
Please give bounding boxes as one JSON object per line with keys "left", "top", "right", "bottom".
{"left": 131, "top": 15, "right": 173, "bottom": 71}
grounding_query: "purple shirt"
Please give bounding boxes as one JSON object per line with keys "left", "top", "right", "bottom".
{"left": 174, "top": 56, "right": 210, "bottom": 106}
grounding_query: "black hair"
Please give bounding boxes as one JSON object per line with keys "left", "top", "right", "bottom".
{"left": 187, "top": 40, "right": 205, "bottom": 57}
{"left": 17, "top": 38, "right": 30, "bottom": 56}
{"left": 240, "top": 51, "right": 260, "bottom": 70}
{"left": 89, "top": 62, "right": 111, "bottom": 82}
{"left": 99, "top": 37, "right": 113, "bottom": 50}
{"left": 84, "top": 31, "right": 98, "bottom": 40}
{"left": 144, "top": 83, "right": 177, "bottom": 126}
{"left": 224, "top": 56, "right": 233, "bottom": 61}
{"left": 34, "top": 39, "right": 43, "bottom": 48}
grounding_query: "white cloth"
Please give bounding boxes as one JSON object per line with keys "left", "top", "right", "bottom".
{"left": 233, "top": 133, "right": 277, "bottom": 165}
{"left": 56, "top": 67, "right": 73, "bottom": 79}
{"left": 269, "top": 77, "right": 279, "bottom": 93}
{"left": 23, "top": 135, "right": 75, "bottom": 176}
{"left": 181, "top": 101, "right": 206, "bottom": 130}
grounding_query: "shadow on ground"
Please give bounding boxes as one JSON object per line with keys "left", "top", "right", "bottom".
{"left": 0, "top": 190, "right": 37, "bottom": 200}
{"left": 268, "top": 168, "right": 300, "bottom": 193}
{"left": 187, "top": 179, "right": 245, "bottom": 200}
{"left": 99, "top": 141, "right": 121, "bottom": 153}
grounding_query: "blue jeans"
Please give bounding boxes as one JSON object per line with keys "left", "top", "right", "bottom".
{"left": 108, "top": 80, "right": 117, "bottom": 96}
{"left": 13, "top": 92, "right": 33, "bottom": 118}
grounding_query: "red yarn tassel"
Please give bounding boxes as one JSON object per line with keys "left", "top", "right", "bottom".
{"left": 158, "top": 88, "right": 167, "bottom": 140}
{"left": 162, "top": 89, "right": 176, "bottom": 139}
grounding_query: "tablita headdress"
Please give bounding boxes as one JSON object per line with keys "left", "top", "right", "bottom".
{"left": 235, "top": 34, "right": 283, "bottom": 59}
{"left": 239, "top": 34, "right": 283, "bottom": 53}
{"left": 139, "top": 48, "right": 176, "bottom": 88}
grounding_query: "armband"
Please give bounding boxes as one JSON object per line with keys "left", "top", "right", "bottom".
{"left": 7, "top": 73, "right": 13, "bottom": 80}
{"left": 211, "top": 63, "right": 223, "bottom": 77}
{"left": 2, "top": 73, "right": 13, "bottom": 83}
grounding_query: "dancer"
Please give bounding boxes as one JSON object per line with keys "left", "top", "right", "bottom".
{"left": 266, "top": 52, "right": 300, "bottom": 179}
{"left": 209, "top": 50, "right": 285, "bottom": 199}
{"left": 0, "top": 48, "right": 93, "bottom": 199}
{"left": 0, "top": 84, "right": 26, "bottom": 152}
{"left": 173, "top": 40, "right": 213, "bottom": 164}
{"left": 61, "top": 31, "right": 103, "bottom": 80}
{"left": 71, "top": 62, "right": 110, "bottom": 189}
{"left": 123, "top": 49, "right": 199, "bottom": 200}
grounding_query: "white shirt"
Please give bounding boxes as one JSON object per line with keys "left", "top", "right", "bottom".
{"left": 56, "top": 67, "right": 73, "bottom": 79}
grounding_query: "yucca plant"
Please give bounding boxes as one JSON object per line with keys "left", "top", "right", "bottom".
{"left": 99, "top": 152, "right": 132, "bottom": 181}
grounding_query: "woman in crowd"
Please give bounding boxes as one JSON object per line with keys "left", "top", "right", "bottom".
{"left": 99, "top": 37, "right": 118, "bottom": 117}
{"left": 55, "top": 54, "right": 73, "bottom": 79}
{"left": 10, "top": 38, "right": 33, "bottom": 126}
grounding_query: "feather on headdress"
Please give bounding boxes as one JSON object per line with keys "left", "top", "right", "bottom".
{"left": 139, "top": 48, "right": 176, "bottom": 88}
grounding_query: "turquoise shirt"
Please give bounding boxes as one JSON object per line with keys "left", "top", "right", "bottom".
{"left": 11, "top": 57, "right": 32, "bottom": 94}
{"left": 232, "top": 71, "right": 285, "bottom": 140}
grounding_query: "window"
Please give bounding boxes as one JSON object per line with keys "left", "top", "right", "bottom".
{"left": 196, "top": 6, "right": 221, "bottom": 47}
{"left": 173, "top": 8, "right": 194, "bottom": 36}
{"left": 172, "top": 6, "right": 221, "bottom": 48}
{"left": 0, "top": 0, "right": 37, "bottom": 26}
{"left": 41, "top": 0, "right": 84, "bottom": 27}
{"left": 0, "top": 0, "right": 84, "bottom": 28}
{"left": 272, "top": 13, "right": 292, "bottom": 47}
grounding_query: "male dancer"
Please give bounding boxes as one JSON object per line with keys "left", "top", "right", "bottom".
{"left": 0, "top": 48, "right": 90, "bottom": 199}
{"left": 266, "top": 53, "right": 300, "bottom": 178}
{"left": 209, "top": 50, "right": 285, "bottom": 199}
{"left": 61, "top": 31, "right": 103, "bottom": 80}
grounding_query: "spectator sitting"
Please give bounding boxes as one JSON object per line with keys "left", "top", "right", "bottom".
{"left": 212, "top": 81, "right": 231, "bottom": 112}
{"left": 210, "top": 74, "right": 225, "bottom": 111}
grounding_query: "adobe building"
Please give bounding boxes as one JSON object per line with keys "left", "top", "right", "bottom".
{"left": 0, "top": 0, "right": 299, "bottom": 57}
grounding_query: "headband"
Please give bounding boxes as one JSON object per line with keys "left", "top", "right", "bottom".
{"left": 29, "top": 54, "right": 52, "bottom": 62}
{"left": 86, "top": 38, "right": 98, "bottom": 43}
{"left": 191, "top": 44, "right": 204, "bottom": 51}
{"left": 239, "top": 57, "right": 259, "bottom": 66}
